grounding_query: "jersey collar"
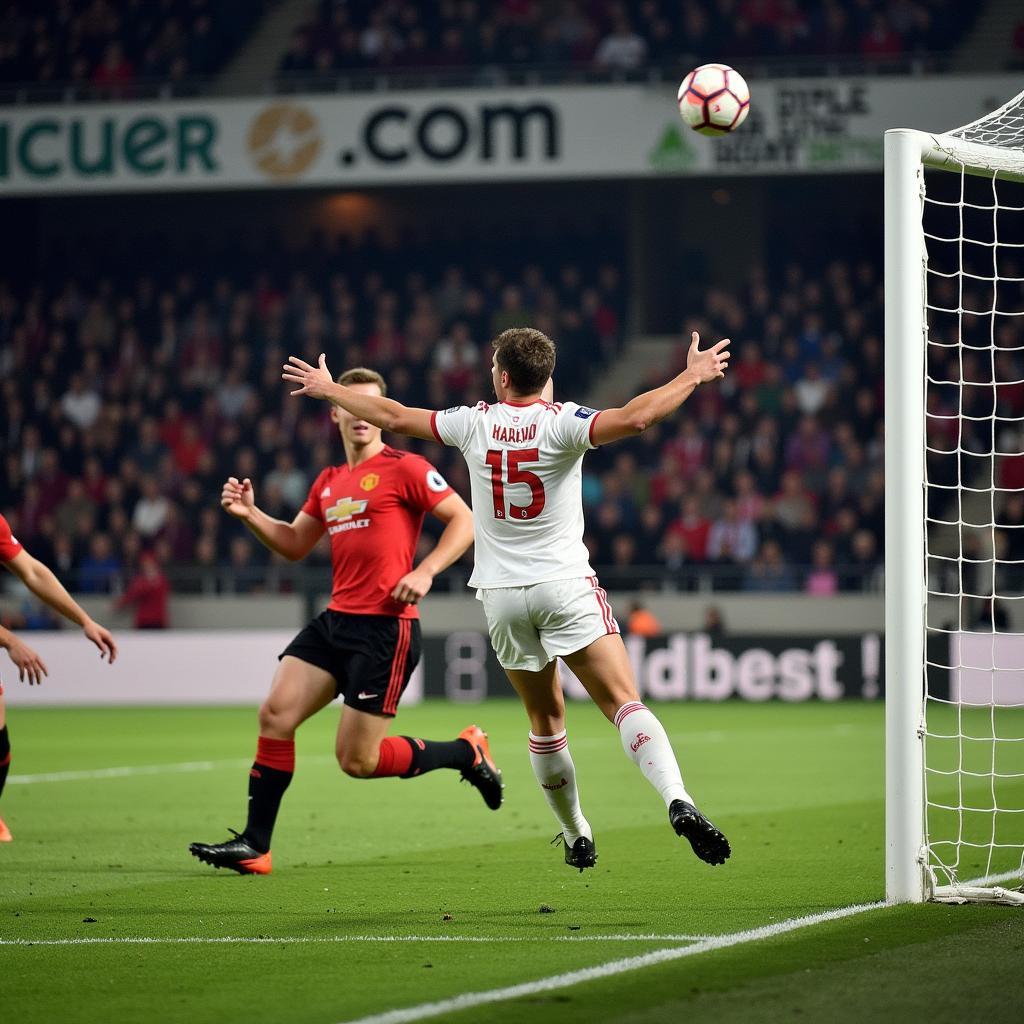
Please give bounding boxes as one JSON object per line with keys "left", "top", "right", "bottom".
{"left": 501, "top": 398, "right": 546, "bottom": 407}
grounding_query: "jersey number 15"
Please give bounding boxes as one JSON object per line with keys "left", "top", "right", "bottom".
{"left": 485, "top": 448, "right": 546, "bottom": 520}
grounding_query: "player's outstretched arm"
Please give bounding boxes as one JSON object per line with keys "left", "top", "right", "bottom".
{"left": 590, "top": 332, "right": 730, "bottom": 445}
{"left": 0, "top": 625, "right": 48, "bottom": 685}
{"left": 3, "top": 551, "right": 117, "bottom": 662}
{"left": 221, "top": 476, "right": 324, "bottom": 562}
{"left": 391, "top": 493, "right": 474, "bottom": 605}
{"left": 282, "top": 354, "right": 437, "bottom": 442}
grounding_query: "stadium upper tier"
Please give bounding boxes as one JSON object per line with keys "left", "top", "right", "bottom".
{"left": 0, "top": 0, "right": 985, "bottom": 101}
{"left": 0, "top": 232, "right": 981, "bottom": 603}
{"left": 0, "top": 0, "right": 274, "bottom": 97}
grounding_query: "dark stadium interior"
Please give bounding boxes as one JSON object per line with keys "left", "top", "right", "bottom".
{"left": 0, "top": 1, "right": 990, "bottom": 101}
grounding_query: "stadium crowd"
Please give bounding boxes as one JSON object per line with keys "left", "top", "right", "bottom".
{"left": 279, "top": 0, "right": 978, "bottom": 81}
{"left": 0, "top": 226, "right": 954, "bottom": 613}
{"left": 0, "top": 0, "right": 272, "bottom": 92}
{"left": 0, "top": 0, "right": 983, "bottom": 94}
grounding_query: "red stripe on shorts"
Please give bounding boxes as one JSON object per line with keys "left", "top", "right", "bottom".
{"left": 589, "top": 576, "right": 617, "bottom": 635}
{"left": 383, "top": 619, "right": 412, "bottom": 715}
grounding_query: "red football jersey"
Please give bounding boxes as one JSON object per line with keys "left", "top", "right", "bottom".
{"left": 301, "top": 446, "right": 455, "bottom": 619}
{"left": 0, "top": 513, "right": 23, "bottom": 562}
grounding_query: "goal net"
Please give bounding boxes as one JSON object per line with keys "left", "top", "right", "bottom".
{"left": 886, "top": 90, "right": 1024, "bottom": 906}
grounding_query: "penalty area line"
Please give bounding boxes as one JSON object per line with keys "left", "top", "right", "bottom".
{"left": 336, "top": 900, "right": 890, "bottom": 1024}
{"left": 0, "top": 934, "right": 707, "bottom": 947}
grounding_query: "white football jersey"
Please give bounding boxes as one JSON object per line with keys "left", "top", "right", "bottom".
{"left": 431, "top": 398, "right": 602, "bottom": 588}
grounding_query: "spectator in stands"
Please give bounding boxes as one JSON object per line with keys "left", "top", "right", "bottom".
{"left": 78, "top": 534, "right": 122, "bottom": 594}
{"left": 805, "top": 540, "right": 839, "bottom": 596}
{"left": 61, "top": 374, "right": 102, "bottom": 431}
{"left": 703, "top": 605, "right": 726, "bottom": 639}
{"left": 744, "top": 540, "right": 797, "bottom": 592}
{"left": 92, "top": 41, "right": 135, "bottom": 95}
{"left": 115, "top": 552, "right": 170, "bottom": 629}
{"left": 132, "top": 477, "right": 170, "bottom": 539}
{"left": 667, "top": 498, "right": 712, "bottom": 564}
{"left": 626, "top": 601, "right": 662, "bottom": 637}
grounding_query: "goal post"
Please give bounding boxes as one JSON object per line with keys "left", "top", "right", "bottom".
{"left": 884, "top": 90, "right": 1024, "bottom": 906}
{"left": 885, "top": 128, "right": 928, "bottom": 904}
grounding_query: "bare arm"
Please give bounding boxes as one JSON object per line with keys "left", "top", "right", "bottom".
{"left": 221, "top": 477, "right": 325, "bottom": 561}
{"left": 590, "top": 331, "right": 731, "bottom": 445}
{"left": 0, "top": 624, "right": 48, "bottom": 685}
{"left": 282, "top": 354, "right": 437, "bottom": 441}
{"left": 390, "top": 493, "right": 475, "bottom": 605}
{"left": 4, "top": 551, "right": 117, "bottom": 662}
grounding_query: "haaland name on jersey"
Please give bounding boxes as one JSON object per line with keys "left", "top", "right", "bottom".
{"left": 491, "top": 422, "right": 539, "bottom": 444}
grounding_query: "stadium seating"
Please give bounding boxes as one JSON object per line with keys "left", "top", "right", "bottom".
{"left": 279, "top": 0, "right": 981, "bottom": 84}
{"left": 0, "top": 0, "right": 273, "bottom": 94}
{"left": 0, "top": 1, "right": 985, "bottom": 97}
{"left": 0, "top": 228, "right": 939, "bottom": 601}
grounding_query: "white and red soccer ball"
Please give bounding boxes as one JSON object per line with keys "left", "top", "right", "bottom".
{"left": 677, "top": 64, "right": 750, "bottom": 136}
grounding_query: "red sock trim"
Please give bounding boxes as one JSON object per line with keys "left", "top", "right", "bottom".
{"left": 371, "top": 736, "right": 414, "bottom": 778}
{"left": 0, "top": 752, "right": 9, "bottom": 768}
{"left": 255, "top": 736, "right": 295, "bottom": 773}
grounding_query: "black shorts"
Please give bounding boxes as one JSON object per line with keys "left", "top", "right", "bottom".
{"left": 279, "top": 610, "right": 421, "bottom": 717}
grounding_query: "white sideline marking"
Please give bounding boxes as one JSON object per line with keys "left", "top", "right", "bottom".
{"left": 8, "top": 756, "right": 337, "bottom": 785}
{"left": 335, "top": 900, "right": 889, "bottom": 1024}
{"left": 0, "top": 934, "right": 705, "bottom": 947}
{"left": 7, "top": 760, "right": 244, "bottom": 784}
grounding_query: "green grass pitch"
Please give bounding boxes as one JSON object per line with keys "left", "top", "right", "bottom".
{"left": 1, "top": 699, "right": 1022, "bottom": 1024}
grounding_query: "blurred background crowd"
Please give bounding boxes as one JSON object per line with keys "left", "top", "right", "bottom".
{"left": 279, "top": 0, "right": 979, "bottom": 81}
{"left": 0, "top": 227, "right": 918, "bottom": 611}
{"left": 0, "top": 0, "right": 989, "bottom": 98}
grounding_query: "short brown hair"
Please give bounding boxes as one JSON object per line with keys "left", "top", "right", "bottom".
{"left": 492, "top": 328, "right": 556, "bottom": 395}
{"left": 336, "top": 366, "right": 387, "bottom": 396}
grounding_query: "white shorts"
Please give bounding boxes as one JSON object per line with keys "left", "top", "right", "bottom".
{"left": 477, "top": 576, "right": 620, "bottom": 672}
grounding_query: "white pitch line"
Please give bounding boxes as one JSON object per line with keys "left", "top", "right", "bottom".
{"left": 6, "top": 760, "right": 244, "bottom": 784}
{"left": 8, "top": 755, "right": 338, "bottom": 785}
{"left": 335, "top": 900, "right": 889, "bottom": 1024}
{"left": 0, "top": 934, "right": 705, "bottom": 947}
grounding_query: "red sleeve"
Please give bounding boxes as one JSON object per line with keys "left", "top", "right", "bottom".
{"left": 402, "top": 456, "right": 455, "bottom": 513}
{"left": 0, "top": 514, "right": 23, "bottom": 562}
{"left": 300, "top": 469, "right": 328, "bottom": 523}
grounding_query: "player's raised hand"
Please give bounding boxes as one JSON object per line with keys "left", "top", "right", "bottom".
{"left": 221, "top": 476, "right": 255, "bottom": 520}
{"left": 686, "top": 331, "right": 731, "bottom": 384}
{"left": 282, "top": 353, "right": 334, "bottom": 400}
{"left": 83, "top": 619, "right": 117, "bottom": 663}
{"left": 7, "top": 634, "right": 48, "bottom": 685}
{"left": 391, "top": 567, "right": 434, "bottom": 605}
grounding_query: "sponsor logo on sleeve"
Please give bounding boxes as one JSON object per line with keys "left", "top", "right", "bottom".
{"left": 574, "top": 406, "right": 598, "bottom": 419}
{"left": 426, "top": 470, "right": 449, "bottom": 493}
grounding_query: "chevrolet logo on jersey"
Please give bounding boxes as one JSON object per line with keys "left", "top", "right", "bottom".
{"left": 325, "top": 497, "right": 369, "bottom": 522}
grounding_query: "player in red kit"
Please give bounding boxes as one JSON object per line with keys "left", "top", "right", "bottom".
{"left": 190, "top": 368, "right": 499, "bottom": 875}
{"left": 0, "top": 512, "right": 118, "bottom": 842}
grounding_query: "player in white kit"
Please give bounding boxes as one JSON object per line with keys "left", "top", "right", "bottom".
{"left": 283, "top": 327, "right": 732, "bottom": 871}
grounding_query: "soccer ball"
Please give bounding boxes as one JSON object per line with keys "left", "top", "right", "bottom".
{"left": 677, "top": 64, "right": 750, "bottom": 136}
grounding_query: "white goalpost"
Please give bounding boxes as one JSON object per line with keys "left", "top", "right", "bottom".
{"left": 885, "top": 89, "right": 1024, "bottom": 905}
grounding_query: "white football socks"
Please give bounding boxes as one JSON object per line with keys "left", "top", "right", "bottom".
{"left": 528, "top": 730, "right": 592, "bottom": 844}
{"left": 614, "top": 702, "right": 693, "bottom": 808}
